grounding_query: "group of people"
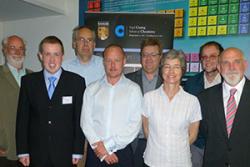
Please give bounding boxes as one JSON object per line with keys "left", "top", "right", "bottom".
{"left": 0, "top": 25, "right": 249, "bottom": 167}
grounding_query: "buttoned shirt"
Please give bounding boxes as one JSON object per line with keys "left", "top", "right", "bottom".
{"left": 62, "top": 55, "right": 104, "bottom": 85}
{"left": 222, "top": 77, "right": 245, "bottom": 116}
{"left": 7, "top": 63, "right": 26, "bottom": 86}
{"left": 80, "top": 75, "right": 143, "bottom": 154}
{"left": 143, "top": 85, "right": 202, "bottom": 167}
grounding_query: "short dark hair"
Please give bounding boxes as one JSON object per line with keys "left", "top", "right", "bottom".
{"left": 102, "top": 44, "right": 125, "bottom": 58}
{"left": 39, "top": 36, "right": 64, "bottom": 54}
{"left": 140, "top": 38, "right": 163, "bottom": 56}
{"left": 199, "top": 41, "right": 224, "bottom": 59}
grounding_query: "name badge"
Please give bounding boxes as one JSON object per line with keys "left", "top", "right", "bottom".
{"left": 62, "top": 96, "right": 72, "bottom": 104}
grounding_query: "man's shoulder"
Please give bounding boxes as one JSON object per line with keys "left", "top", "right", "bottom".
{"left": 62, "top": 70, "right": 85, "bottom": 81}
{"left": 186, "top": 72, "right": 204, "bottom": 84}
{"left": 125, "top": 70, "right": 141, "bottom": 80}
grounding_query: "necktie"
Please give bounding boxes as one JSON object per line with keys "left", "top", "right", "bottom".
{"left": 226, "top": 88, "right": 237, "bottom": 137}
{"left": 48, "top": 76, "right": 56, "bottom": 99}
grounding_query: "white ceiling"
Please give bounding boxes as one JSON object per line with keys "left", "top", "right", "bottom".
{"left": 0, "top": 0, "right": 65, "bottom": 22}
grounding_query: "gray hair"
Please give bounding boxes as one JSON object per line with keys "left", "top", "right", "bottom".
{"left": 161, "top": 49, "right": 186, "bottom": 74}
{"left": 2, "top": 35, "right": 26, "bottom": 49}
{"left": 72, "top": 25, "right": 96, "bottom": 42}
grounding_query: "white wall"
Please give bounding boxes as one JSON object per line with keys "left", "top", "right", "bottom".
{"left": 0, "top": 22, "right": 3, "bottom": 65}
{"left": 1, "top": 0, "right": 78, "bottom": 71}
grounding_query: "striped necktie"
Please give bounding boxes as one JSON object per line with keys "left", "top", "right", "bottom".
{"left": 48, "top": 76, "right": 56, "bottom": 99}
{"left": 226, "top": 88, "right": 237, "bottom": 137}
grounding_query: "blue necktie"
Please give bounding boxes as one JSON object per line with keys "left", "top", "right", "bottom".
{"left": 48, "top": 76, "right": 56, "bottom": 99}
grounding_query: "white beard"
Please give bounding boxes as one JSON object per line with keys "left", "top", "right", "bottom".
{"left": 223, "top": 71, "right": 242, "bottom": 86}
{"left": 6, "top": 55, "right": 24, "bottom": 69}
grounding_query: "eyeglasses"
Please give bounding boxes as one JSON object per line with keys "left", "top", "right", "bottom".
{"left": 201, "top": 55, "right": 218, "bottom": 61}
{"left": 7, "top": 46, "right": 25, "bottom": 52}
{"left": 163, "top": 65, "right": 182, "bottom": 71}
{"left": 142, "top": 53, "right": 160, "bottom": 58}
{"left": 76, "top": 37, "right": 94, "bottom": 44}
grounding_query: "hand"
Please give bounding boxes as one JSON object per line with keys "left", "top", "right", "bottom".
{"left": 104, "top": 153, "right": 119, "bottom": 165}
{"left": 0, "top": 148, "right": 6, "bottom": 156}
{"left": 72, "top": 158, "right": 80, "bottom": 165}
{"left": 93, "top": 141, "right": 108, "bottom": 159}
{"left": 19, "top": 156, "right": 30, "bottom": 166}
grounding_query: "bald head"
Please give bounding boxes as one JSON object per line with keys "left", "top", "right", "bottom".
{"left": 218, "top": 47, "right": 247, "bottom": 86}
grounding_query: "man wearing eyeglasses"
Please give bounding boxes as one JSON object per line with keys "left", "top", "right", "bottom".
{"left": 0, "top": 35, "right": 32, "bottom": 167}
{"left": 125, "top": 38, "right": 163, "bottom": 167}
{"left": 184, "top": 41, "right": 224, "bottom": 167}
{"left": 63, "top": 25, "right": 105, "bottom": 86}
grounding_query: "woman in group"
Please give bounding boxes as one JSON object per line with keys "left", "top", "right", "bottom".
{"left": 142, "top": 49, "right": 202, "bottom": 167}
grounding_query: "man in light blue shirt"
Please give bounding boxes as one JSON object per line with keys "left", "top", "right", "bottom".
{"left": 63, "top": 26, "right": 104, "bottom": 85}
{"left": 81, "top": 44, "right": 143, "bottom": 167}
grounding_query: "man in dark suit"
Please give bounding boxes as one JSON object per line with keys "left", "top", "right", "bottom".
{"left": 198, "top": 47, "right": 250, "bottom": 167}
{"left": 125, "top": 38, "right": 162, "bottom": 167}
{"left": 16, "top": 36, "right": 86, "bottom": 167}
{"left": 184, "top": 41, "right": 224, "bottom": 167}
{"left": 0, "top": 35, "right": 32, "bottom": 167}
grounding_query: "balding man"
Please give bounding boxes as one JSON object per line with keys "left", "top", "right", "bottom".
{"left": 0, "top": 35, "right": 32, "bottom": 167}
{"left": 198, "top": 48, "right": 250, "bottom": 166}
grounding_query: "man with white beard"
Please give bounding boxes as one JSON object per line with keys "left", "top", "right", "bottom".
{"left": 198, "top": 47, "right": 250, "bottom": 166}
{"left": 0, "top": 35, "right": 32, "bottom": 167}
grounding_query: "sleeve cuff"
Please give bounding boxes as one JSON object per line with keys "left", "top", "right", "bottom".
{"left": 103, "top": 137, "right": 117, "bottom": 154}
{"left": 72, "top": 154, "right": 82, "bottom": 159}
{"left": 18, "top": 153, "right": 29, "bottom": 158}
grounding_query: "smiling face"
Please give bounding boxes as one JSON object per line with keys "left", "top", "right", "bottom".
{"left": 218, "top": 48, "right": 247, "bottom": 86}
{"left": 39, "top": 43, "right": 64, "bottom": 74}
{"left": 201, "top": 45, "right": 220, "bottom": 74}
{"left": 162, "top": 58, "right": 182, "bottom": 86}
{"left": 3, "top": 36, "right": 26, "bottom": 69}
{"left": 141, "top": 45, "right": 162, "bottom": 74}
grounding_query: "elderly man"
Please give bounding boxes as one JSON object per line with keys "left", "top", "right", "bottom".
{"left": 125, "top": 38, "right": 162, "bottom": 167}
{"left": 198, "top": 47, "right": 250, "bottom": 166}
{"left": 81, "top": 44, "right": 143, "bottom": 167}
{"left": 63, "top": 25, "right": 104, "bottom": 85}
{"left": 0, "top": 35, "right": 32, "bottom": 167}
{"left": 184, "top": 41, "right": 224, "bottom": 167}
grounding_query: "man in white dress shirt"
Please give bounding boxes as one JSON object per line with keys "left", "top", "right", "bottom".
{"left": 80, "top": 44, "right": 143, "bottom": 167}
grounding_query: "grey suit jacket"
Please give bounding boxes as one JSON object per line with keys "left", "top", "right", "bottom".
{"left": 0, "top": 65, "right": 32, "bottom": 160}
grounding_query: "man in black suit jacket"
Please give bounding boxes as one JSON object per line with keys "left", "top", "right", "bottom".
{"left": 198, "top": 47, "right": 250, "bottom": 167}
{"left": 125, "top": 38, "right": 162, "bottom": 167}
{"left": 184, "top": 41, "right": 224, "bottom": 167}
{"left": 16, "top": 36, "right": 86, "bottom": 167}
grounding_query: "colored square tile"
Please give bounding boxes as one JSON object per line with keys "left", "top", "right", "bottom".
{"left": 239, "top": 13, "right": 250, "bottom": 23}
{"left": 240, "top": 2, "right": 250, "bottom": 13}
{"left": 198, "top": 26, "right": 207, "bottom": 36}
{"left": 207, "top": 26, "right": 217, "bottom": 35}
{"left": 209, "top": 0, "right": 218, "bottom": 5}
{"left": 190, "top": 0, "right": 199, "bottom": 6}
{"left": 239, "top": 23, "right": 249, "bottom": 33}
{"left": 190, "top": 62, "right": 200, "bottom": 72}
{"left": 188, "top": 27, "right": 197, "bottom": 36}
{"left": 217, "top": 25, "right": 228, "bottom": 35}
{"left": 228, "top": 14, "right": 239, "bottom": 24}
{"left": 208, "top": 16, "right": 218, "bottom": 25}
{"left": 208, "top": 5, "right": 218, "bottom": 15}
{"left": 174, "top": 28, "right": 183, "bottom": 37}
{"left": 200, "top": 0, "right": 208, "bottom": 6}
{"left": 218, "top": 15, "right": 228, "bottom": 24}
{"left": 198, "top": 16, "right": 207, "bottom": 25}
{"left": 230, "top": 0, "right": 239, "bottom": 2}
{"left": 189, "top": 17, "right": 198, "bottom": 26}
{"left": 228, "top": 24, "right": 239, "bottom": 34}
{"left": 198, "top": 6, "right": 208, "bottom": 16}
{"left": 189, "top": 7, "right": 198, "bottom": 16}
{"left": 185, "top": 53, "right": 191, "bottom": 61}
{"left": 165, "top": 9, "right": 175, "bottom": 14}
{"left": 241, "top": 0, "right": 250, "bottom": 2}
{"left": 219, "top": 0, "right": 229, "bottom": 4}
{"left": 175, "top": 18, "right": 184, "bottom": 27}
{"left": 191, "top": 53, "right": 200, "bottom": 61}
{"left": 219, "top": 4, "right": 229, "bottom": 14}
{"left": 229, "top": 3, "right": 239, "bottom": 13}
{"left": 175, "top": 9, "right": 184, "bottom": 17}
{"left": 159, "top": 10, "right": 166, "bottom": 13}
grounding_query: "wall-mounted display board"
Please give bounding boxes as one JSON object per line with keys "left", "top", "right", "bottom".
{"left": 188, "top": 0, "right": 250, "bottom": 36}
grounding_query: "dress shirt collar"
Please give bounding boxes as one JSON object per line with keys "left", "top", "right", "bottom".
{"left": 76, "top": 55, "right": 95, "bottom": 66}
{"left": 223, "top": 77, "right": 245, "bottom": 96}
{"left": 160, "top": 84, "right": 183, "bottom": 101}
{"left": 102, "top": 74, "right": 126, "bottom": 87}
{"left": 204, "top": 72, "right": 221, "bottom": 89}
{"left": 43, "top": 68, "right": 62, "bottom": 87}
{"left": 7, "top": 63, "right": 25, "bottom": 75}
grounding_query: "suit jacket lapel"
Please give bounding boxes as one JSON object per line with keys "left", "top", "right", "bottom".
{"left": 50, "top": 70, "right": 65, "bottom": 100}
{"left": 2, "top": 65, "right": 19, "bottom": 90}
{"left": 215, "top": 84, "right": 229, "bottom": 139}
